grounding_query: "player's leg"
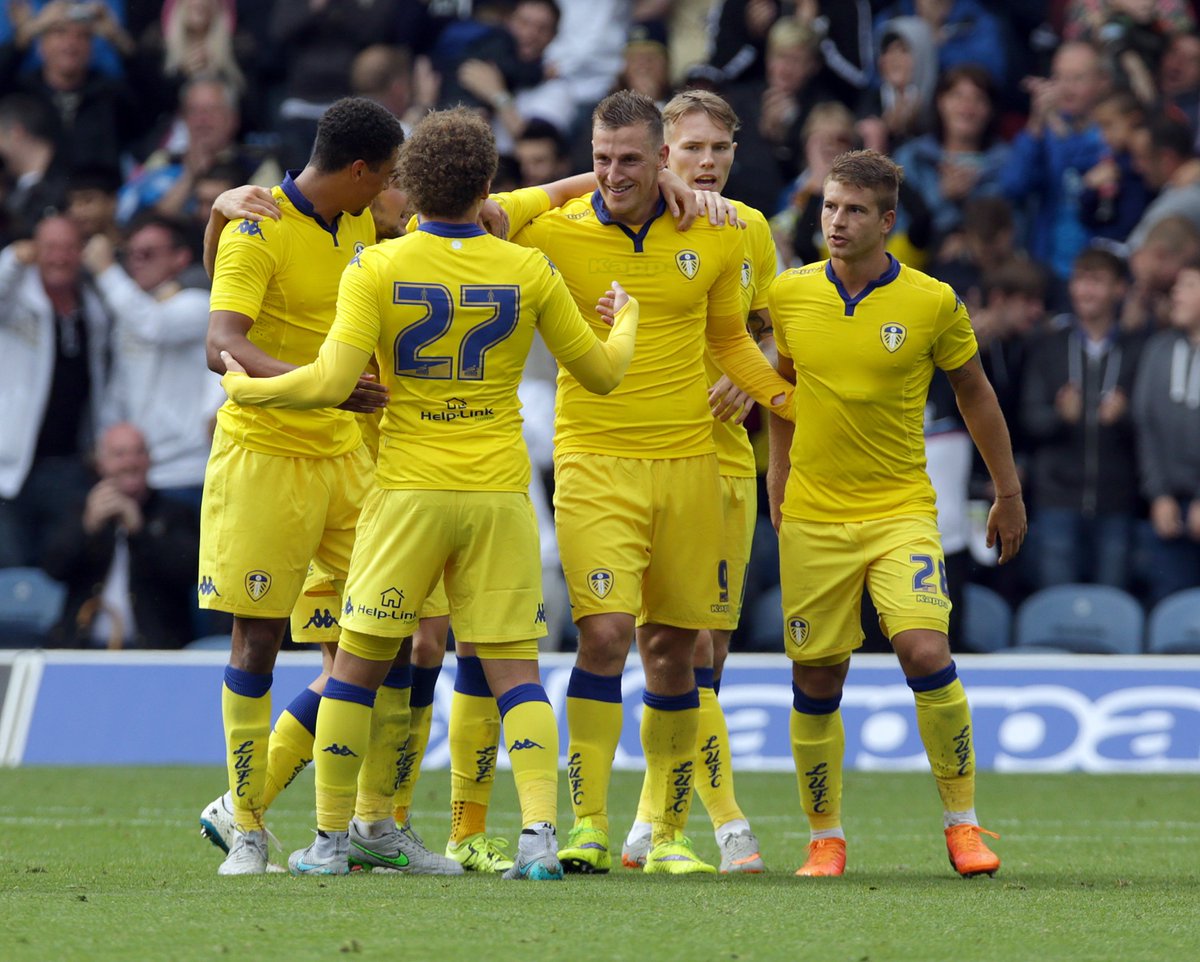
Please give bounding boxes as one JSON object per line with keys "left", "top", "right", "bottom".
{"left": 396, "top": 614, "right": 448, "bottom": 828}
{"left": 781, "top": 519, "right": 867, "bottom": 878}
{"left": 445, "top": 641, "right": 503, "bottom": 859}
{"left": 478, "top": 644, "right": 562, "bottom": 881}
{"left": 554, "top": 453, "right": 649, "bottom": 874}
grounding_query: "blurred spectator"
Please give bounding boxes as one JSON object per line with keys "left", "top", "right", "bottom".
{"left": 707, "top": 0, "right": 781, "bottom": 86}
{"left": 751, "top": 17, "right": 828, "bottom": 183}
{"left": 1131, "top": 258, "right": 1200, "bottom": 604}
{"left": 541, "top": 0, "right": 630, "bottom": 113}
{"left": 1125, "top": 116, "right": 1200, "bottom": 251}
{"left": 893, "top": 65, "right": 1009, "bottom": 244}
{"left": 614, "top": 21, "right": 673, "bottom": 107}
{"left": 130, "top": 0, "right": 262, "bottom": 140}
{"left": 83, "top": 214, "right": 222, "bottom": 509}
{"left": 116, "top": 77, "right": 280, "bottom": 225}
{"left": 41, "top": 421, "right": 200, "bottom": 649}
{"left": 876, "top": 0, "right": 1007, "bottom": 87}
{"left": 454, "top": 0, "right": 575, "bottom": 146}
{"left": 1078, "top": 89, "right": 1152, "bottom": 244}
{"left": 3, "top": 0, "right": 134, "bottom": 78}
{"left": 0, "top": 215, "right": 113, "bottom": 569}
{"left": 63, "top": 164, "right": 121, "bottom": 243}
{"left": 931, "top": 196, "right": 1021, "bottom": 309}
{"left": 1001, "top": 40, "right": 1108, "bottom": 296}
{"left": 0, "top": 2, "right": 143, "bottom": 173}
{"left": 1160, "top": 31, "right": 1200, "bottom": 140}
{"left": 350, "top": 44, "right": 440, "bottom": 133}
{"left": 800, "top": 0, "right": 875, "bottom": 105}
{"left": 1066, "top": 0, "right": 1191, "bottom": 105}
{"left": 1122, "top": 215, "right": 1200, "bottom": 334}
{"left": 1063, "top": 0, "right": 1196, "bottom": 42}
{"left": 514, "top": 118, "right": 570, "bottom": 187}
{"left": 857, "top": 16, "right": 937, "bottom": 151}
{"left": 1020, "top": 246, "right": 1144, "bottom": 590}
{"left": 0, "top": 93, "right": 67, "bottom": 244}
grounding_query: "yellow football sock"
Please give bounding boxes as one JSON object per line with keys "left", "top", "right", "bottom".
{"left": 641, "top": 691, "right": 700, "bottom": 846}
{"left": 262, "top": 687, "right": 321, "bottom": 809}
{"left": 393, "top": 701, "right": 433, "bottom": 825}
{"left": 634, "top": 768, "right": 654, "bottom": 826}
{"left": 221, "top": 667, "right": 272, "bottom": 832}
{"left": 313, "top": 679, "right": 376, "bottom": 833}
{"left": 448, "top": 690, "right": 500, "bottom": 840}
{"left": 498, "top": 685, "right": 559, "bottom": 826}
{"left": 355, "top": 670, "right": 412, "bottom": 823}
{"left": 912, "top": 675, "right": 975, "bottom": 813}
{"left": 694, "top": 684, "right": 745, "bottom": 830}
{"left": 789, "top": 687, "right": 845, "bottom": 832}
{"left": 565, "top": 668, "right": 623, "bottom": 834}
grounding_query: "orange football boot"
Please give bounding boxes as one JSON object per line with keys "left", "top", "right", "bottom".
{"left": 794, "top": 837, "right": 846, "bottom": 877}
{"left": 945, "top": 824, "right": 1000, "bottom": 877}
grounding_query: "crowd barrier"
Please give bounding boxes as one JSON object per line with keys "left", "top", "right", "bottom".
{"left": 1, "top": 651, "right": 1197, "bottom": 772}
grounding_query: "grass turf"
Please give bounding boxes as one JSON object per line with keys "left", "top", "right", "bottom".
{"left": 0, "top": 767, "right": 1195, "bottom": 962}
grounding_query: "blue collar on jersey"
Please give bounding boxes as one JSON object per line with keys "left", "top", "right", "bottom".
{"left": 281, "top": 169, "right": 344, "bottom": 240}
{"left": 592, "top": 189, "right": 667, "bottom": 253}
{"left": 825, "top": 253, "right": 901, "bottom": 316}
{"left": 417, "top": 221, "right": 487, "bottom": 238}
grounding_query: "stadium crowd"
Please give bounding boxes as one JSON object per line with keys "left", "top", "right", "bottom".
{"left": 2, "top": 0, "right": 1200, "bottom": 652}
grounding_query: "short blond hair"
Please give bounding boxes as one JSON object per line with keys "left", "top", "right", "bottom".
{"left": 662, "top": 89, "right": 740, "bottom": 137}
{"left": 827, "top": 149, "right": 903, "bottom": 214}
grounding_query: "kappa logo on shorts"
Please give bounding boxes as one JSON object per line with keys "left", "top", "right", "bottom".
{"left": 676, "top": 249, "right": 700, "bottom": 279}
{"left": 788, "top": 617, "right": 810, "bottom": 644}
{"left": 880, "top": 323, "right": 907, "bottom": 353}
{"left": 587, "top": 568, "right": 614, "bottom": 599}
{"left": 197, "top": 575, "right": 220, "bottom": 597}
{"left": 245, "top": 570, "right": 271, "bottom": 601}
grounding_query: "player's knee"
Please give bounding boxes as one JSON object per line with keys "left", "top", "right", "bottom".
{"left": 892, "top": 629, "right": 951, "bottom": 679}
{"left": 576, "top": 615, "right": 633, "bottom": 672}
{"left": 792, "top": 661, "right": 849, "bottom": 701}
{"left": 230, "top": 617, "right": 287, "bottom": 672}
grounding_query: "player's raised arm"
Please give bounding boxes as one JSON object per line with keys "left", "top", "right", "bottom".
{"left": 220, "top": 337, "right": 378, "bottom": 410}
{"left": 539, "top": 274, "right": 639, "bottom": 395}
{"left": 705, "top": 308, "right": 793, "bottom": 417}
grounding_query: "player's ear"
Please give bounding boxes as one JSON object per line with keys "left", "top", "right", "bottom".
{"left": 880, "top": 207, "right": 896, "bottom": 236}
{"left": 657, "top": 142, "right": 669, "bottom": 168}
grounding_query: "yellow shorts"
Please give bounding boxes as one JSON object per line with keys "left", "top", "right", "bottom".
{"left": 708, "top": 474, "right": 757, "bottom": 632}
{"left": 289, "top": 560, "right": 450, "bottom": 645}
{"left": 554, "top": 452, "right": 725, "bottom": 629}
{"left": 341, "top": 488, "right": 546, "bottom": 645}
{"left": 779, "top": 514, "right": 950, "bottom": 663}
{"left": 197, "top": 428, "right": 373, "bottom": 618}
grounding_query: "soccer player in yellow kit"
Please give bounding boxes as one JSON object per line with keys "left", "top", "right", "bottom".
{"left": 620, "top": 90, "right": 775, "bottom": 873}
{"left": 199, "top": 98, "right": 403, "bottom": 875}
{"left": 767, "top": 150, "right": 1027, "bottom": 878}
{"left": 219, "top": 107, "right": 641, "bottom": 879}
{"left": 504, "top": 89, "right": 794, "bottom": 875}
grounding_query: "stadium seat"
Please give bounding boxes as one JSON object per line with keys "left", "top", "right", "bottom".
{"left": 1013, "top": 584, "right": 1145, "bottom": 655}
{"left": 0, "top": 567, "right": 67, "bottom": 648}
{"left": 186, "top": 634, "right": 232, "bottom": 651}
{"left": 1145, "top": 588, "right": 1200, "bottom": 654}
{"left": 961, "top": 583, "right": 1012, "bottom": 653}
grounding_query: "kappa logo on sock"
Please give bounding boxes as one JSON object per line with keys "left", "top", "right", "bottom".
{"left": 322, "top": 743, "right": 358, "bottom": 757}
{"left": 509, "top": 738, "right": 544, "bottom": 751}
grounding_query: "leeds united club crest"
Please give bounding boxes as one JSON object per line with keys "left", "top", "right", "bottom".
{"left": 880, "top": 323, "right": 907, "bottom": 353}
{"left": 676, "top": 250, "right": 699, "bottom": 279}
{"left": 788, "top": 617, "right": 809, "bottom": 644}
{"left": 245, "top": 570, "right": 271, "bottom": 602}
{"left": 588, "top": 569, "right": 614, "bottom": 599}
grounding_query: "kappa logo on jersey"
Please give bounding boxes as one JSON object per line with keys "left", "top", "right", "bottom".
{"left": 676, "top": 249, "right": 700, "bottom": 279}
{"left": 587, "top": 568, "right": 614, "bottom": 599}
{"left": 788, "top": 617, "right": 810, "bottom": 644}
{"left": 953, "top": 291, "right": 964, "bottom": 312}
{"left": 880, "top": 323, "right": 907, "bottom": 353}
{"left": 542, "top": 253, "right": 559, "bottom": 274}
{"left": 350, "top": 241, "right": 366, "bottom": 267}
{"left": 381, "top": 587, "right": 405, "bottom": 608}
{"left": 197, "top": 576, "right": 220, "bottom": 597}
{"left": 741, "top": 258, "right": 752, "bottom": 288}
{"left": 235, "top": 219, "right": 264, "bottom": 239}
{"left": 245, "top": 570, "right": 271, "bottom": 601}
{"left": 344, "top": 596, "right": 354, "bottom": 617}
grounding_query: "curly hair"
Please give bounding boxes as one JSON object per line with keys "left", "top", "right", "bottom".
{"left": 310, "top": 97, "right": 405, "bottom": 174}
{"left": 397, "top": 108, "right": 498, "bottom": 219}
{"left": 592, "top": 89, "right": 663, "bottom": 146}
{"left": 827, "top": 149, "right": 904, "bottom": 214}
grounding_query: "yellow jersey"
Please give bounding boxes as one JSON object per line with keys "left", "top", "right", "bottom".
{"left": 512, "top": 189, "right": 749, "bottom": 459}
{"left": 209, "top": 174, "right": 374, "bottom": 458}
{"left": 769, "top": 255, "right": 978, "bottom": 522}
{"left": 705, "top": 199, "right": 777, "bottom": 478}
{"left": 327, "top": 221, "right": 600, "bottom": 492}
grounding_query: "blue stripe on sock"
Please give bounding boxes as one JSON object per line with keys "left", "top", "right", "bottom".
{"left": 642, "top": 688, "right": 700, "bottom": 711}
{"left": 713, "top": 677, "right": 721, "bottom": 697}
{"left": 223, "top": 665, "right": 271, "bottom": 699}
{"left": 694, "top": 667, "right": 715, "bottom": 690}
{"left": 411, "top": 665, "right": 442, "bottom": 708}
{"left": 323, "top": 678, "right": 376, "bottom": 708}
{"left": 792, "top": 684, "right": 841, "bottom": 715}
{"left": 566, "top": 667, "right": 622, "bottom": 704}
{"left": 497, "top": 682, "right": 550, "bottom": 718}
{"left": 906, "top": 661, "right": 958, "bottom": 693}
{"left": 283, "top": 688, "right": 321, "bottom": 735}
{"left": 453, "top": 656, "right": 491, "bottom": 697}
{"left": 383, "top": 664, "right": 413, "bottom": 690}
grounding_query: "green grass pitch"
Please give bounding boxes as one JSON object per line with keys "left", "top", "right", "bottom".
{"left": 0, "top": 767, "right": 1195, "bottom": 962}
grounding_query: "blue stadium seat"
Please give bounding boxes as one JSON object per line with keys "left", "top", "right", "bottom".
{"left": 962, "top": 583, "right": 1012, "bottom": 653}
{"left": 1014, "top": 584, "right": 1145, "bottom": 655}
{"left": 0, "top": 567, "right": 67, "bottom": 648}
{"left": 186, "top": 634, "right": 232, "bottom": 651}
{"left": 1145, "top": 588, "right": 1200, "bottom": 654}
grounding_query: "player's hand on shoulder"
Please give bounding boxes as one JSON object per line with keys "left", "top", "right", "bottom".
{"left": 694, "top": 190, "right": 743, "bottom": 229}
{"left": 216, "top": 185, "right": 281, "bottom": 224}
{"left": 337, "top": 372, "right": 389, "bottom": 413}
{"left": 595, "top": 280, "right": 630, "bottom": 326}
{"left": 478, "top": 198, "right": 509, "bottom": 239}
{"left": 708, "top": 374, "right": 754, "bottom": 423}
